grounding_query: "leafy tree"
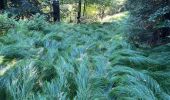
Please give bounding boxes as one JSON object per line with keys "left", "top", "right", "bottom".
{"left": 6, "top": 0, "right": 41, "bottom": 18}
{"left": 126, "top": 0, "right": 170, "bottom": 46}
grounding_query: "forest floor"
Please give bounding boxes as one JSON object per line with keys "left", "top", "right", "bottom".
{"left": 0, "top": 13, "right": 170, "bottom": 99}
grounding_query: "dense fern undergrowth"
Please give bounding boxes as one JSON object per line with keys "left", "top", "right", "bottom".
{"left": 0, "top": 14, "right": 170, "bottom": 100}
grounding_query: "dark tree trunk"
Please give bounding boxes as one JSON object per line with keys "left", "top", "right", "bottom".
{"left": 101, "top": 10, "right": 105, "bottom": 19}
{"left": 77, "top": 0, "right": 81, "bottom": 23}
{"left": 100, "top": 7, "right": 105, "bottom": 19}
{"left": 83, "top": 0, "right": 86, "bottom": 16}
{"left": 52, "top": 0, "right": 60, "bottom": 22}
{"left": 0, "top": 0, "right": 5, "bottom": 10}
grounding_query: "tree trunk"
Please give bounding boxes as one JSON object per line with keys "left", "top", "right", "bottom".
{"left": 100, "top": 6, "right": 105, "bottom": 19}
{"left": 77, "top": 0, "right": 81, "bottom": 23}
{"left": 101, "top": 10, "right": 105, "bottom": 19}
{"left": 83, "top": 0, "right": 86, "bottom": 16}
{"left": 52, "top": 0, "right": 60, "bottom": 22}
{"left": 0, "top": 0, "right": 5, "bottom": 10}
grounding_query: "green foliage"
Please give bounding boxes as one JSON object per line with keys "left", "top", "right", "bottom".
{"left": 0, "top": 13, "right": 170, "bottom": 100}
{"left": 149, "top": 6, "right": 170, "bottom": 22}
{"left": 1, "top": 60, "right": 37, "bottom": 100}
{"left": 26, "top": 14, "right": 49, "bottom": 31}
{"left": 0, "top": 14, "right": 15, "bottom": 34}
{"left": 126, "top": 0, "right": 170, "bottom": 46}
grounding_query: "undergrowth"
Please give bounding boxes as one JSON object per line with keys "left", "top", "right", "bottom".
{"left": 0, "top": 14, "right": 170, "bottom": 100}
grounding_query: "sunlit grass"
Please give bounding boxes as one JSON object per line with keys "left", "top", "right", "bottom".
{"left": 113, "top": 34, "right": 123, "bottom": 41}
{"left": 0, "top": 65, "right": 11, "bottom": 76}
{"left": 113, "top": 0, "right": 127, "bottom": 5}
{"left": 101, "top": 11, "right": 129, "bottom": 22}
{"left": 0, "top": 56, "right": 4, "bottom": 64}
{"left": 112, "top": 11, "right": 129, "bottom": 20}
{"left": 0, "top": 58, "right": 17, "bottom": 76}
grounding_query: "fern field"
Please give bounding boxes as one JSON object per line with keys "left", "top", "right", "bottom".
{"left": 0, "top": 14, "right": 170, "bottom": 100}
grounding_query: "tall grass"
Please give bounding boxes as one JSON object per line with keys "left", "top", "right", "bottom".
{"left": 0, "top": 13, "right": 170, "bottom": 100}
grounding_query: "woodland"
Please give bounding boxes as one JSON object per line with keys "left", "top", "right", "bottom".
{"left": 0, "top": 0, "right": 170, "bottom": 100}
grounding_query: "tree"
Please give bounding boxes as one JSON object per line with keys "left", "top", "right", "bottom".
{"left": 83, "top": 0, "right": 87, "bottom": 16}
{"left": 0, "top": 0, "right": 6, "bottom": 10}
{"left": 52, "top": 0, "right": 60, "bottom": 22}
{"left": 86, "top": 0, "right": 111, "bottom": 19}
{"left": 77, "top": 0, "right": 82, "bottom": 23}
{"left": 7, "top": 0, "right": 41, "bottom": 18}
{"left": 126, "top": 0, "right": 170, "bottom": 46}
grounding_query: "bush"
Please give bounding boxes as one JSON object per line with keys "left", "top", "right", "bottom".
{"left": 0, "top": 14, "right": 16, "bottom": 34}
{"left": 26, "top": 14, "right": 49, "bottom": 31}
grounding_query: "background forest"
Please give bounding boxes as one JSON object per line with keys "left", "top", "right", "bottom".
{"left": 0, "top": 0, "right": 170, "bottom": 100}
